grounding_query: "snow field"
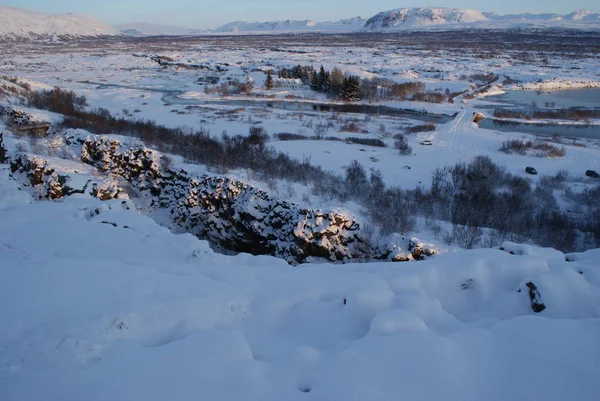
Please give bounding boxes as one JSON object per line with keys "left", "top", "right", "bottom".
{"left": 1, "top": 167, "right": 599, "bottom": 401}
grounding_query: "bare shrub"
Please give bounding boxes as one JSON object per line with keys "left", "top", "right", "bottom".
{"left": 346, "top": 137, "right": 386, "bottom": 148}
{"left": 450, "top": 224, "right": 484, "bottom": 249}
{"left": 394, "top": 135, "right": 412, "bottom": 155}
{"left": 339, "top": 122, "right": 361, "bottom": 133}
{"left": 500, "top": 139, "right": 565, "bottom": 158}
{"left": 405, "top": 123, "right": 436, "bottom": 134}
{"left": 275, "top": 133, "right": 308, "bottom": 141}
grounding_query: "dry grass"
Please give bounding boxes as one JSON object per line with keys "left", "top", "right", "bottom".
{"left": 500, "top": 139, "right": 566, "bottom": 158}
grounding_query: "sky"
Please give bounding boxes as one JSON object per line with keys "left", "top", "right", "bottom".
{"left": 3, "top": 0, "right": 599, "bottom": 29}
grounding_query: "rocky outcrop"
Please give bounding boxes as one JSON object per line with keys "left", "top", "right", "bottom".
{"left": 518, "top": 281, "right": 546, "bottom": 313}
{"left": 0, "top": 105, "right": 32, "bottom": 126}
{"left": 79, "top": 136, "right": 437, "bottom": 264}
{"left": 0, "top": 132, "right": 6, "bottom": 163}
{"left": 10, "top": 154, "right": 121, "bottom": 201}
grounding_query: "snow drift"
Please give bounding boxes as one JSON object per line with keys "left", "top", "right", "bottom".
{"left": 1, "top": 156, "right": 599, "bottom": 401}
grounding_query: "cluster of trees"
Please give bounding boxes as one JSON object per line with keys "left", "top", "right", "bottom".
{"left": 274, "top": 65, "right": 450, "bottom": 103}
{"left": 278, "top": 65, "right": 360, "bottom": 101}
{"left": 26, "top": 87, "right": 88, "bottom": 115}
{"left": 279, "top": 65, "right": 315, "bottom": 83}
{"left": 204, "top": 78, "right": 253, "bottom": 96}
{"left": 24, "top": 87, "right": 600, "bottom": 252}
{"left": 342, "top": 155, "right": 598, "bottom": 251}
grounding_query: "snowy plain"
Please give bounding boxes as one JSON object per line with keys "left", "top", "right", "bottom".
{"left": 1, "top": 29, "right": 600, "bottom": 401}
{"left": 1, "top": 165, "right": 599, "bottom": 401}
{"left": 1, "top": 33, "right": 599, "bottom": 191}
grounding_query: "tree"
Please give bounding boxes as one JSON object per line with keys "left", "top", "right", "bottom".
{"left": 344, "top": 160, "right": 368, "bottom": 199}
{"left": 310, "top": 70, "right": 319, "bottom": 91}
{"left": 265, "top": 72, "right": 274, "bottom": 90}
{"left": 394, "top": 135, "right": 412, "bottom": 156}
{"left": 329, "top": 67, "right": 345, "bottom": 96}
{"left": 323, "top": 71, "right": 331, "bottom": 93}
{"left": 318, "top": 65, "right": 326, "bottom": 91}
{"left": 280, "top": 68, "right": 288, "bottom": 78}
{"left": 340, "top": 76, "right": 361, "bottom": 102}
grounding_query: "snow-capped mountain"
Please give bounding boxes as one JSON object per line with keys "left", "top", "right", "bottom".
{"left": 563, "top": 9, "right": 600, "bottom": 21}
{"left": 481, "top": 9, "right": 600, "bottom": 28}
{"left": 211, "top": 17, "right": 365, "bottom": 33}
{"left": 484, "top": 9, "right": 600, "bottom": 22}
{"left": 0, "top": 6, "right": 120, "bottom": 39}
{"left": 115, "top": 22, "right": 203, "bottom": 37}
{"left": 364, "top": 8, "right": 487, "bottom": 30}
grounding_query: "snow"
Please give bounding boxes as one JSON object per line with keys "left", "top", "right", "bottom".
{"left": 211, "top": 17, "right": 366, "bottom": 34}
{"left": 364, "top": 8, "right": 488, "bottom": 30}
{"left": 1, "top": 165, "right": 599, "bottom": 400}
{"left": 0, "top": 6, "right": 120, "bottom": 39}
{"left": 108, "top": 8, "right": 600, "bottom": 36}
{"left": 517, "top": 79, "right": 600, "bottom": 91}
{"left": 1, "top": 14, "right": 599, "bottom": 400}
{"left": 115, "top": 22, "right": 202, "bottom": 37}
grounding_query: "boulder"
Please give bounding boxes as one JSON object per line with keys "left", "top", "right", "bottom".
{"left": 585, "top": 170, "right": 599, "bottom": 179}
{"left": 0, "top": 132, "right": 6, "bottom": 163}
{"left": 519, "top": 281, "right": 546, "bottom": 313}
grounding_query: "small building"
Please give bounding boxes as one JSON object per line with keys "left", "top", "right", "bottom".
{"left": 273, "top": 78, "right": 303, "bottom": 90}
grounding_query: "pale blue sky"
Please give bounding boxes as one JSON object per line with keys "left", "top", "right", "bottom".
{"left": 4, "top": 0, "right": 598, "bottom": 29}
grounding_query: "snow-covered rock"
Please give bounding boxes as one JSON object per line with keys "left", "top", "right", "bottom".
{"left": 0, "top": 6, "right": 120, "bottom": 40}
{"left": 0, "top": 132, "right": 6, "bottom": 163}
{"left": 76, "top": 135, "right": 436, "bottom": 264}
{"left": 10, "top": 153, "right": 121, "bottom": 201}
{"left": 364, "top": 8, "right": 488, "bottom": 31}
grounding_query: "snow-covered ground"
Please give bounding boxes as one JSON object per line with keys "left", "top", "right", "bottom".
{"left": 1, "top": 29, "right": 600, "bottom": 401}
{"left": 1, "top": 35, "right": 598, "bottom": 189}
{"left": 1, "top": 162, "right": 599, "bottom": 401}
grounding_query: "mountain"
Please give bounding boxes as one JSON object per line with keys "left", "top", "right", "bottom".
{"left": 481, "top": 9, "right": 600, "bottom": 28}
{"left": 563, "top": 9, "right": 600, "bottom": 21}
{"left": 482, "top": 12, "right": 563, "bottom": 21}
{"left": 364, "top": 8, "right": 487, "bottom": 30}
{"left": 211, "top": 17, "right": 365, "bottom": 33}
{"left": 116, "top": 22, "right": 203, "bottom": 37}
{"left": 0, "top": 6, "right": 120, "bottom": 39}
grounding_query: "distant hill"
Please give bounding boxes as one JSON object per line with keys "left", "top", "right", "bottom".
{"left": 210, "top": 17, "right": 366, "bottom": 33}
{"left": 0, "top": 6, "right": 121, "bottom": 40}
{"left": 482, "top": 9, "right": 600, "bottom": 27}
{"left": 115, "top": 22, "right": 203, "bottom": 37}
{"left": 364, "top": 8, "right": 487, "bottom": 30}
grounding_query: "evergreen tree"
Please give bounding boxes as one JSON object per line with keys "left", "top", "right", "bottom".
{"left": 310, "top": 70, "right": 319, "bottom": 91}
{"left": 323, "top": 71, "right": 332, "bottom": 93}
{"left": 265, "top": 72, "right": 274, "bottom": 90}
{"left": 340, "top": 76, "right": 361, "bottom": 102}
{"left": 318, "top": 65, "right": 326, "bottom": 91}
{"left": 280, "top": 68, "right": 288, "bottom": 78}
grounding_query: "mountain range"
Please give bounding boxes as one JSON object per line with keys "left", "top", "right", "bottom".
{"left": 0, "top": 6, "right": 120, "bottom": 39}
{"left": 125, "top": 8, "right": 600, "bottom": 35}
{"left": 1, "top": 6, "right": 599, "bottom": 39}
